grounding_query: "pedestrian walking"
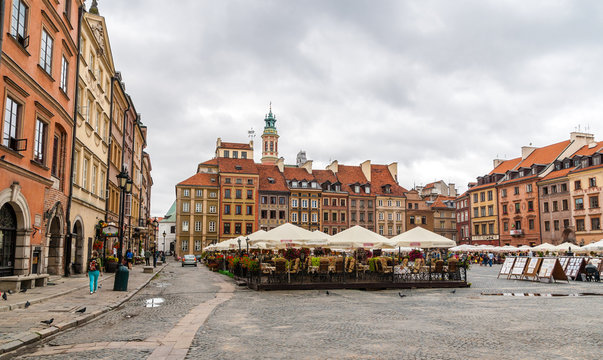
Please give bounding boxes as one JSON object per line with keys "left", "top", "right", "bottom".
{"left": 126, "top": 248, "right": 134, "bottom": 269}
{"left": 145, "top": 249, "right": 151, "bottom": 266}
{"left": 86, "top": 251, "right": 102, "bottom": 294}
{"left": 488, "top": 252, "right": 494, "bottom": 267}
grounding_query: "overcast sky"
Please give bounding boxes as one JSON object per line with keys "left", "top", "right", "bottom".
{"left": 97, "top": 0, "right": 603, "bottom": 216}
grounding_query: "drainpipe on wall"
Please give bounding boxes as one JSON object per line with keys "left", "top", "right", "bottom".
{"left": 104, "top": 77, "right": 115, "bottom": 222}
{"left": 0, "top": 0, "right": 5, "bottom": 68}
{"left": 64, "top": 5, "right": 84, "bottom": 277}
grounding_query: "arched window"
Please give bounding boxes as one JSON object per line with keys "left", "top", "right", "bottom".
{"left": 0, "top": 203, "right": 17, "bottom": 276}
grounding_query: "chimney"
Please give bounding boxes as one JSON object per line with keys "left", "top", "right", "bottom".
{"left": 449, "top": 183, "right": 457, "bottom": 197}
{"left": 493, "top": 159, "right": 504, "bottom": 169}
{"left": 570, "top": 131, "right": 595, "bottom": 147}
{"left": 360, "top": 160, "right": 371, "bottom": 182}
{"left": 521, "top": 146, "right": 536, "bottom": 160}
{"left": 387, "top": 162, "right": 398, "bottom": 183}
{"left": 276, "top": 157, "right": 285, "bottom": 173}
{"left": 301, "top": 160, "right": 313, "bottom": 174}
{"left": 326, "top": 160, "right": 338, "bottom": 173}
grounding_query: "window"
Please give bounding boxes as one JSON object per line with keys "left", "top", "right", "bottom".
{"left": 590, "top": 196, "right": 599, "bottom": 208}
{"left": 311, "top": 213, "right": 318, "bottom": 223}
{"left": 302, "top": 213, "right": 308, "bottom": 222}
{"left": 209, "top": 191, "right": 217, "bottom": 198}
{"left": 514, "top": 186, "right": 519, "bottom": 195}
{"left": 341, "top": 212, "right": 345, "bottom": 222}
{"left": 396, "top": 212, "right": 401, "bottom": 221}
{"left": 378, "top": 200, "right": 383, "bottom": 207}
{"left": 279, "top": 210, "right": 285, "bottom": 219}
{"left": 10, "top": 0, "right": 28, "bottom": 47}
{"left": 195, "top": 221, "right": 202, "bottom": 232}
{"left": 542, "top": 187, "right": 548, "bottom": 195}
{"left": 514, "top": 203, "right": 520, "bottom": 213}
{"left": 480, "top": 207, "right": 486, "bottom": 217}
{"left": 183, "top": 189, "right": 190, "bottom": 197}
{"left": 514, "top": 220, "right": 521, "bottom": 230}
{"left": 554, "top": 220, "right": 559, "bottom": 231}
{"left": 354, "top": 185, "right": 360, "bottom": 193}
{"left": 562, "top": 199, "right": 568, "bottom": 211}
{"left": 543, "top": 202, "right": 549, "bottom": 212}
{"left": 261, "top": 196, "right": 267, "bottom": 204}
{"left": 311, "top": 200, "right": 318, "bottom": 208}
{"left": 332, "top": 212, "right": 337, "bottom": 222}
{"left": 40, "top": 29, "right": 53, "bottom": 74}
{"left": 234, "top": 223, "right": 241, "bottom": 234}
{"left": 209, "top": 222, "right": 216, "bottom": 232}
{"left": 421, "top": 216, "right": 426, "bottom": 225}
{"left": 261, "top": 210, "right": 267, "bottom": 219}
{"left": 574, "top": 180, "right": 581, "bottom": 190}
{"left": 589, "top": 177, "right": 597, "bottom": 187}
{"left": 233, "top": 151, "right": 238, "bottom": 159}
{"left": 351, "top": 212, "right": 356, "bottom": 221}
{"left": 576, "top": 219, "right": 585, "bottom": 231}
{"left": 196, "top": 189, "right": 203, "bottom": 197}
{"left": 550, "top": 185, "right": 557, "bottom": 194}
{"left": 592, "top": 217, "right": 601, "bottom": 230}
{"left": 387, "top": 213, "right": 393, "bottom": 221}
{"left": 99, "top": 170, "right": 105, "bottom": 198}
{"left": 60, "top": 56, "right": 69, "bottom": 92}
{"left": 279, "top": 197, "right": 286, "bottom": 205}
{"left": 235, "top": 189, "right": 242, "bottom": 199}
{"left": 528, "top": 201, "right": 534, "bottom": 212}
{"left": 235, "top": 205, "right": 242, "bottom": 215}
{"left": 324, "top": 198, "right": 329, "bottom": 206}
{"left": 473, "top": 207, "right": 478, "bottom": 218}
{"left": 33, "top": 119, "right": 47, "bottom": 163}
{"left": 409, "top": 216, "right": 415, "bottom": 224}
{"left": 480, "top": 192, "right": 485, "bottom": 202}
{"left": 246, "top": 205, "right": 253, "bottom": 215}
{"left": 340, "top": 199, "right": 346, "bottom": 207}
{"left": 552, "top": 201, "right": 558, "bottom": 212}
{"left": 91, "top": 165, "right": 97, "bottom": 194}
{"left": 224, "top": 189, "right": 231, "bottom": 198}
{"left": 529, "top": 219, "right": 534, "bottom": 230}
{"left": 209, "top": 205, "right": 216, "bottom": 213}
{"left": 502, "top": 204, "right": 508, "bottom": 215}
{"left": 387, "top": 200, "right": 392, "bottom": 207}
{"left": 82, "top": 158, "right": 88, "bottom": 189}
{"left": 544, "top": 221, "right": 550, "bottom": 232}
{"left": 291, "top": 199, "right": 298, "bottom": 207}
{"left": 378, "top": 212, "right": 384, "bottom": 220}
{"left": 195, "top": 240, "right": 201, "bottom": 251}
{"left": 575, "top": 198, "right": 584, "bottom": 210}
{"left": 241, "top": 152, "right": 247, "bottom": 159}
{"left": 473, "top": 193, "right": 478, "bottom": 203}
{"left": 3, "top": 96, "right": 21, "bottom": 149}
{"left": 560, "top": 183, "right": 567, "bottom": 192}
{"left": 291, "top": 213, "right": 298, "bottom": 222}
{"left": 301, "top": 199, "right": 308, "bottom": 208}
{"left": 236, "top": 178, "right": 242, "bottom": 184}
{"left": 182, "top": 220, "right": 189, "bottom": 232}
{"left": 324, "top": 212, "right": 329, "bottom": 221}
{"left": 487, "top": 190, "right": 493, "bottom": 201}
{"left": 223, "top": 150, "right": 229, "bottom": 158}
{"left": 223, "top": 223, "right": 230, "bottom": 234}
{"left": 503, "top": 222, "right": 508, "bottom": 231}
{"left": 563, "top": 219, "right": 570, "bottom": 229}
{"left": 526, "top": 184, "right": 533, "bottom": 193}
{"left": 182, "top": 201, "right": 190, "bottom": 212}
{"left": 225, "top": 178, "right": 231, "bottom": 184}
{"left": 378, "top": 225, "right": 384, "bottom": 235}
{"left": 501, "top": 189, "right": 507, "bottom": 198}
{"left": 224, "top": 205, "right": 230, "bottom": 214}
{"left": 195, "top": 202, "right": 202, "bottom": 213}
{"left": 488, "top": 205, "right": 493, "bottom": 216}
{"left": 481, "top": 224, "right": 487, "bottom": 235}
{"left": 181, "top": 240, "right": 188, "bottom": 251}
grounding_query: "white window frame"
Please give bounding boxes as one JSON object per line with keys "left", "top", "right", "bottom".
{"left": 195, "top": 221, "right": 202, "bottom": 232}
{"left": 195, "top": 202, "right": 202, "bottom": 213}
{"left": 40, "top": 28, "right": 53, "bottom": 74}
{"left": 182, "top": 201, "right": 190, "bottom": 212}
{"left": 182, "top": 220, "right": 189, "bottom": 232}
{"left": 209, "top": 221, "right": 216, "bottom": 232}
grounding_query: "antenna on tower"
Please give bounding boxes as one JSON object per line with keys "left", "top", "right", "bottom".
{"left": 248, "top": 127, "right": 255, "bottom": 141}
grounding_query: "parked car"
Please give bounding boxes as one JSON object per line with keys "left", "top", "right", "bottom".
{"left": 182, "top": 254, "right": 197, "bottom": 267}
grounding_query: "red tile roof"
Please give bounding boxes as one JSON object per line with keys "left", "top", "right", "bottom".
{"left": 467, "top": 182, "right": 498, "bottom": 192}
{"left": 256, "top": 164, "right": 289, "bottom": 192}
{"left": 217, "top": 158, "right": 258, "bottom": 174}
{"left": 200, "top": 158, "right": 218, "bottom": 165}
{"left": 313, "top": 169, "right": 339, "bottom": 185}
{"left": 430, "top": 195, "right": 455, "bottom": 209}
{"left": 370, "top": 165, "right": 407, "bottom": 196}
{"left": 489, "top": 157, "right": 521, "bottom": 175}
{"left": 569, "top": 163, "right": 603, "bottom": 175}
{"left": 571, "top": 141, "right": 603, "bottom": 157}
{"left": 177, "top": 173, "right": 219, "bottom": 186}
{"left": 539, "top": 167, "right": 573, "bottom": 182}
{"left": 219, "top": 142, "right": 252, "bottom": 150}
{"left": 515, "top": 140, "right": 571, "bottom": 168}
{"left": 283, "top": 167, "right": 315, "bottom": 182}
{"left": 336, "top": 165, "right": 371, "bottom": 196}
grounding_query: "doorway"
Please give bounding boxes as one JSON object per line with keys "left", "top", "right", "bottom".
{"left": 0, "top": 203, "right": 17, "bottom": 277}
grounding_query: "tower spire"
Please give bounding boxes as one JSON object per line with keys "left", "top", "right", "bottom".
{"left": 261, "top": 103, "right": 279, "bottom": 165}
{"left": 89, "top": 0, "right": 100, "bottom": 15}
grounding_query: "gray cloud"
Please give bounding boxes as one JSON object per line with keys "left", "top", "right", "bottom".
{"left": 97, "top": 0, "right": 603, "bottom": 214}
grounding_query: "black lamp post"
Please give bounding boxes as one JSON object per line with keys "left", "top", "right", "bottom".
{"left": 237, "top": 238, "right": 242, "bottom": 254}
{"left": 163, "top": 230, "right": 167, "bottom": 253}
{"left": 114, "top": 169, "right": 132, "bottom": 291}
{"left": 246, "top": 237, "right": 249, "bottom": 254}
{"left": 153, "top": 217, "right": 159, "bottom": 253}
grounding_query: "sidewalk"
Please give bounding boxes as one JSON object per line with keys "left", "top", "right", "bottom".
{"left": 0, "top": 263, "right": 167, "bottom": 356}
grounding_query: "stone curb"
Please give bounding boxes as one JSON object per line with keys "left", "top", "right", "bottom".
{"left": 0, "top": 274, "right": 117, "bottom": 312}
{"left": 0, "top": 264, "right": 167, "bottom": 357}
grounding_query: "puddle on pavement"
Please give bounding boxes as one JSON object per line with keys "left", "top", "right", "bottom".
{"left": 144, "top": 297, "right": 165, "bottom": 307}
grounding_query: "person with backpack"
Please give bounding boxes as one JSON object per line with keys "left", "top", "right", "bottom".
{"left": 86, "top": 251, "right": 103, "bottom": 294}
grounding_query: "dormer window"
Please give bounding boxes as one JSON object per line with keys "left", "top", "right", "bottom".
{"left": 354, "top": 185, "right": 360, "bottom": 193}
{"left": 292, "top": 180, "right": 298, "bottom": 188}
{"left": 555, "top": 163, "right": 561, "bottom": 170}
{"left": 267, "top": 177, "right": 275, "bottom": 184}
{"left": 573, "top": 158, "right": 580, "bottom": 167}
{"left": 365, "top": 186, "right": 370, "bottom": 194}
{"left": 311, "top": 182, "right": 318, "bottom": 188}
{"left": 302, "top": 181, "right": 308, "bottom": 188}
{"left": 235, "top": 165, "right": 242, "bottom": 170}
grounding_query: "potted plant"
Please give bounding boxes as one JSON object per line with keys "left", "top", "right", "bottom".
{"left": 105, "top": 256, "right": 118, "bottom": 273}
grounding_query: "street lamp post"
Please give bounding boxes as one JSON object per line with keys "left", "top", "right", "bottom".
{"left": 246, "top": 237, "right": 249, "bottom": 254}
{"left": 153, "top": 218, "right": 158, "bottom": 266}
{"left": 114, "top": 169, "right": 132, "bottom": 291}
{"left": 237, "top": 238, "right": 241, "bottom": 254}
{"left": 163, "top": 231, "right": 166, "bottom": 254}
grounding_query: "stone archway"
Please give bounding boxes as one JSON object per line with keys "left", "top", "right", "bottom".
{"left": 0, "top": 184, "right": 32, "bottom": 276}
{"left": 47, "top": 216, "right": 63, "bottom": 275}
{"left": 73, "top": 219, "right": 85, "bottom": 274}
{"left": 562, "top": 228, "right": 575, "bottom": 244}
{"left": 0, "top": 203, "right": 17, "bottom": 276}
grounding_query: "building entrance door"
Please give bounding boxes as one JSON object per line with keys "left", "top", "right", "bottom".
{"left": 0, "top": 203, "right": 17, "bottom": 277}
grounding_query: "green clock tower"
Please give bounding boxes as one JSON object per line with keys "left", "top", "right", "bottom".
{"left": 261, "top": 103, "right": 279, "bottom": 165}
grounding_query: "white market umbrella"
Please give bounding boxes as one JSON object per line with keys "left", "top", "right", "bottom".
{"left": 326, "top": 225, "right": 390, "bottom": 249}
{"left": 518, "top": 245, "right": 532, "bottom": 251}
{"left": 247, "top": 223, "right": 329, "bottom": 248}
{"left": 582, "top": 239, "right": 603, "bottom": 252}
{"left": 554, "top": 242, "right": 582, "bottom": 252}
{"left": 531, "top": 242, "right": 557, "bottom": 252}
{"left": 498, "top": 245, "right": 520, "bottom": 252}
{"left": 449, "top": 244, "right": 478, "bottom": 252}
{"left": 386, "top": 226, "right": 457, "bottom": 249}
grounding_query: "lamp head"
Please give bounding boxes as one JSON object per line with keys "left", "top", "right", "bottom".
{"left": 125, "top": 178, "right": 133, "bottom": 193}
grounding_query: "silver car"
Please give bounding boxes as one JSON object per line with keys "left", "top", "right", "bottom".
{"left": 182, "top": 254, "right": 197, "bottom": 267}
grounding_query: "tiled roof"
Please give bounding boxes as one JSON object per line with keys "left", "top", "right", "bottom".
{"left": 256, "top": 164, "right": 289, "bottom": 192}
{"left": 489, "top": 157, "right": 521, "bottom": 175}
{"left": 569, "top": 163, "right": 603, "bottom": 175}
{"left": 571, "top": 141, "right": 603, "bottom": 157}
{"left": 467, "top": 182, "right": 498, "bottom": 192}
{"left": 313, "top": 169, "right": 339, "bottom": 185}
{"left": 370, "top": 165, "right": 407, "bottom": 196}
{"left": 514, "top": 140, "right": 571, "bottom": 168}
{"left": 177, "top": 172, "right": 219, "bottom": 186}
{"left": 430, "top": 195, "right": 455, "bottom": 209}
{"left": 423, "top": 182, "right": 436, "bottom": 189}
{"left": 200, "top": 158, "right": 218, "bottom": 165}
{"left": 283, "top": 167, "right": 315, "bottom": 182}
{"left": 498, "top": 175, "right": 538, "bottom": 186}
{"left": 336, "top": 165, "right": 371, "bottom": 196}
{"left": 219, "top": 142, "right": 252, "bottom": 150}
{"left": 218, "top": 158, "right": 258, "bottom": 174}
{"left": 539, "top": 168, "right": 573, "bottom": 182}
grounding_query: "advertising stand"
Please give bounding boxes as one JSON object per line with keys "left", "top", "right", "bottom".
{"left": 522, "top": 257, "right": 542, "bottom": 281}
{"left": 564, "top": 257, "right": 586, "bottom": 280}
{"left": 538, "top": 258, "right": 569, "bottom": 283}
{"left": 498, "top": 257, "right": 516, "bottom": 279}
{"left": 509, "top": 257, "right": 528, "bottom": 280}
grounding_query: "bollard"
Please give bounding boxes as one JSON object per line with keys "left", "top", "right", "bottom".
{"left": 113, "top": 264, "right": 130, "bottom": 291}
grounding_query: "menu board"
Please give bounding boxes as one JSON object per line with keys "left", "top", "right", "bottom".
{"left": 565, "top": 257, "right": 585, "bottom": 279}
{"left": 523, "top": 257, "right": 542, "bottom": 280}
{"left": 498, "top": 257, "right": 516, "bottom": 278}
{"left": 511, "top": 257, "right": 528, "bottom": 277}
{"left": 538, "top": 258, "right": 556, "bottom": 278}
{"left": 559, "top": 257, "right": 570, "bottom": 270}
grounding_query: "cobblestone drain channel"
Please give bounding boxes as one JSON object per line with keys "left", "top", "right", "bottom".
{"left": 16, "top": 277, "right": 234, "bottom": 360}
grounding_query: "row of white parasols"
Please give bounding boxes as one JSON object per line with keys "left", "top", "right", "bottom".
{"left": 449, "top": 240, "right": 603, "bottom": 253}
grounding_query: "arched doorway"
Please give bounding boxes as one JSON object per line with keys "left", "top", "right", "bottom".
{"left": 47, "top": 217, "right": 63, "bottom": 275}
{"left": 0, "top": 203, "right": 17, "bottom": 276}
{"left": 73, "top": 220, "right": 84, "bottom": 274}
{"left": 562, "top": 228, "right": 575, "bottom": 244}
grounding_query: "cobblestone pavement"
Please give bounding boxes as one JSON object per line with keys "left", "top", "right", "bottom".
{"left": 12, "top": 263, "right": 603, "bottom": 360}
{"left": 187, "top": 265, "right": 602, "bottom": 360}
